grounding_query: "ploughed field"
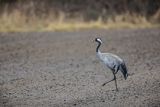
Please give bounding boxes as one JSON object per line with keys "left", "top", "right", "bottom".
{"left": 0, "top": 29, "right": 160, "bottom": 107}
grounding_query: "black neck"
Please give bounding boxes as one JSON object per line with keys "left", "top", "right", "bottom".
{"left": 96, "top": 42, "right": 101, "bottom": 52}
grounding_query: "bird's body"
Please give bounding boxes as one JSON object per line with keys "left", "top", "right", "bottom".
{"left": 97, "top": 51, "right": 128, "bottom": 79}
{"left": 95, "top": 38, "right": 128, "bottom": 91}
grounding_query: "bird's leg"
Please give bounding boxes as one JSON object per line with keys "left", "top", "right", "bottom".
{"left": 102, "top": 70, "right": 116, "bottom": 86}
{"left": 102, "top": 70, "right": 119, "bottom": 91}
{"left": 113, "top": 72, "right": 118, "bottom": 91}
{"left": 114, "top": 66, "right": 119, "bottom": 74}
{"left": 102, "top": 78, "right": 115, "bottom": 86}
{"left": 114, "top": 70, "right": 118, "bottom": 74}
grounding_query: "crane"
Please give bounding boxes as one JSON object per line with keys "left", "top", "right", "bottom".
{"left": 95, "top": 37, "right": 128, "bottom": 91}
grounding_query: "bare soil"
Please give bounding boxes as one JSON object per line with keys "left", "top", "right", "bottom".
{"left": 0, "top": 28, "right": 160, "bottom": 107}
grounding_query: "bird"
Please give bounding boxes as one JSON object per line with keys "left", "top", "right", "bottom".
{"left": 95, "top": 37, "right": 128, "bottom": 91}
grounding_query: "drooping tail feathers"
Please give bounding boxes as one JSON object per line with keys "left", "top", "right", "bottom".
{"left": 120, "top": 63, "right": 128, "bottom": 80}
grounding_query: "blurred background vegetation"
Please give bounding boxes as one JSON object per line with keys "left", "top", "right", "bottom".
{"left": 0, "top": 0, "right": 160, "bottom": 32}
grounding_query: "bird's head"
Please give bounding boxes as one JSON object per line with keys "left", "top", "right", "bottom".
{"left": 95, "top": 38, "right": 102, "bottom": 44}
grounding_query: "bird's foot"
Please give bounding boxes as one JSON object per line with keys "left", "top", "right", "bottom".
{"left": 102, "top": 83, "right": 106, "bottom": 86}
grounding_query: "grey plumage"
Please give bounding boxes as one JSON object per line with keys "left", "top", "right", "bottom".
{"left": 95, "top": 37, "right": 128, "bottom": 91}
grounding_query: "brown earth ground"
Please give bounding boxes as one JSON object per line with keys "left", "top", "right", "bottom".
{"left": 0, "top": 28, "right": 160, "bottom": 107}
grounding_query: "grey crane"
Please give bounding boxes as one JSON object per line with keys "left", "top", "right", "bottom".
{"left": 95, "top": 37, "right": 128, "bottom": 91}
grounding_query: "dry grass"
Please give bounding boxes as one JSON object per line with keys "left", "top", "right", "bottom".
{"left": 0, "top": 10, "right": 159, "bottom": 32}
